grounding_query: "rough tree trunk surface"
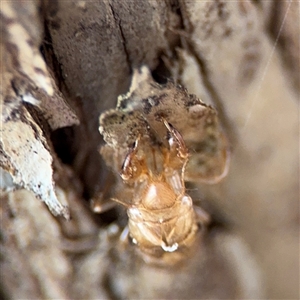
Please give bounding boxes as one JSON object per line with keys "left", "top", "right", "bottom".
{"left": 0, "top": 1, "right": 299, "bottom": 299}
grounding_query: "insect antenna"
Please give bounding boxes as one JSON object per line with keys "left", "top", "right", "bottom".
{"left": 110, "top": 197, "right": 131, "bottom": 208}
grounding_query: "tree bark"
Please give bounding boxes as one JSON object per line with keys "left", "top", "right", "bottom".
{"left": 1, "top": 1, "right": 299, "bottom": 299}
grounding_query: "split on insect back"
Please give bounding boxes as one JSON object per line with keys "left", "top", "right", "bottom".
{"left": 97, "top": 66, "right": 230, "bottom": 265}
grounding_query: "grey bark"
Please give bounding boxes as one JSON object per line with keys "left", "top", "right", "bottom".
{"left": 0, "top": 1, "right": 299, "bottom": 299}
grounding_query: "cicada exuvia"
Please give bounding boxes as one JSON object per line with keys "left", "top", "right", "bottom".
{"left": 97, "top": 66, "right": 229, "bottom": 265}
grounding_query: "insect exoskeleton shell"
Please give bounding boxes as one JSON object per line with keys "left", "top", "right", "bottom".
{"left": 126, "top": 180, "right": 198, "bottom": 254}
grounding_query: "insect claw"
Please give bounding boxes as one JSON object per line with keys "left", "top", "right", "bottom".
{"left": 161, "top": 118, "right": 189, "bottom": 160}
{"left": 120, "top": 136, "right": 141, "bottom": 181}
{"left": 133, "top": 135, "right": 140, "bottom": 149}
{"left": 161, "top": 118, "right": 172, "bottom": 132}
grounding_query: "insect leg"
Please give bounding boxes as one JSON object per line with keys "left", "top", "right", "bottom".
{"left": 119, "top": 226, "right": 132, "bottom": 250}
{"left": 90, "top": 167, "right": 117, "bottom": 213}
{"left": 162, "top": 118, "right": 189, "bottom": 160}
{"left": 120, "top": 136, "right": 148, "bottom": 182}
{"left": 162, "top": 119, "right": 189, "bottom": 188}
{"left": 194, "top": 205, "right": 211, "bottom": 227}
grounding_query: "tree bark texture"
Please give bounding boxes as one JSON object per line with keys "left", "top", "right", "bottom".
{"left": 0, "top": 1, "right": 299, "bottom": 299}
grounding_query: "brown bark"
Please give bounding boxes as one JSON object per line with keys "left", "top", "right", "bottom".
{"left": 1, "top": 1, "right": 299, "bottom": 299}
